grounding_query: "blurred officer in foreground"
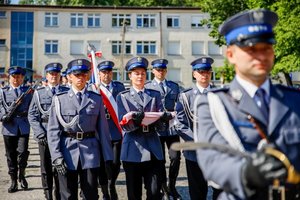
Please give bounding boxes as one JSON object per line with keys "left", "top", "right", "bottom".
{"left": 195, "top": 9, "right": 300, "bottom": 200}
{"left": 145, "top": 59, "right": 181, "bottom": 200}
{"left": 47, "top": 59, "right": 113, "bottom": 200}
{"left": 0, "top": 67, "right": 33, "bottom": 193}
{"left": 176, "top": 57, "right": 221, "bottom": 200}
{"left": 116, "top": 57, "right": 165, "bottom": 200}
{"left": 28, "top": 63, "right": 69, "bottom": 199}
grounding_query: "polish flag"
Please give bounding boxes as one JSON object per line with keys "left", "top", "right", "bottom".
{"left": 99, "top": 85, "right": 123, "bottom": 136}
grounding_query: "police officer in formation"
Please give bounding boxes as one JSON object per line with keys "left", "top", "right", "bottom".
{"left": 145, "top": 59, "right": 182, "bottom": 200}
{"left": 0, "top": 66, "right": 33, "bottom": 193}
{"left": 176, "top": 57, "right": 221, "bottom": 200}
{"left": 47, "top": 59, "right": 113, "bottom": 200}
{"left": 96, "top": 60, "right": 125, "bottom": 200}
{"left": 195, "top": 9, "right": 300, "bottom": 199}
{"left": 116, "top": 57, "right": 168, "bottom": 200}
{"left": 28, "top": 63, "right": 69, "bottom": 200}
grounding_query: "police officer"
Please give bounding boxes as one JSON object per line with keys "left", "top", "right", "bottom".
{"left": 28, "top": 63, "right": 69, "bottom": 200}
{"left": 116, "top": 57, "right": 166, "bottom": 200}
{"left": 176, "top": 57, "right": 221, "bottom": 200}
{"left": 61, "top": 70, "right": 68, "bottom": 86}
{"left": 47, "top": 59, "right": 113, "bottom": 200}
{"left": 96, "top": 60, "right": 125, "bottom": 200}
{"left": 145, "top": 59, "right": 181, "bottom": 200}
{"left": 0, "top": 66, "right": 33, "bottom": 193}
{"left": 195, "top": 9, "right": 300, "bottom": 200}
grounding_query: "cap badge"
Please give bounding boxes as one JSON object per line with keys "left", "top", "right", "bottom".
{"left": 53, "top": 63, "right": 57, "bottom": 67}
{"left": 252, "top": 10, "right": 264, "bottom": 23}
{"left": 137, "top": 57, "right": 142, "bottom": 62}
{"left": 78, "top": 60, "right": 82, "bottom": 65}
{"left": 202, "top": 58, "right": 207, "bottom": 63}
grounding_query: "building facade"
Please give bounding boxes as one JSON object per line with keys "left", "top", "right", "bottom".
{"left": 0, "top": 5, "right": 226, "bottom": 87}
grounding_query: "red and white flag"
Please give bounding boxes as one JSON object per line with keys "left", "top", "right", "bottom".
{"left": 99, "top": 85, "right": 122, "bottom": 136}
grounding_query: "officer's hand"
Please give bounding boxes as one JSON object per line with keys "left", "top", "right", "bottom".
{"left": 1, "top": 115, "right": 9, "bottom": 122}
{"left": 53, "top": 158, "right": 67, "bottom": 176}
{"left": 132, "top": 112, "right": 144, "bottom": 126}
{"left": 242, "top": 151, "right": 287, "bottom": 190}
{"left": 160, "top": 111, "right": 173, "bottom": 121}
{"left": 38, "top": 136, "right": 48, "bottom": 146}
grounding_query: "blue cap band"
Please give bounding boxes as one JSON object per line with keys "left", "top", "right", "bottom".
{"left": 225, "top": 23, "right": 273, "bottom": 45}
{"left": 153, "top": 63, "right": 167, "bottom": 68}
{"left": 193, "top": 63, "right": 211, "bottom": 70}
{"left": 70, "top": 65, "right": 89, "bottom": 72}
{"left": 46, "top": 66, "right": 61, "bottom": 72}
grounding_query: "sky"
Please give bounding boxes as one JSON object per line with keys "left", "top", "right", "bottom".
{"left": 11, "top": 0, "right": 20, "bottom": 4}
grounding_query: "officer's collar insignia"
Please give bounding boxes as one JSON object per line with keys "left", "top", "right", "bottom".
{"left": 69, "top": 93, "right": 74, "bottom": 97}
{"left": 130, "top": 90, "right": 135, "bottom": 95}
{"left": 231, "top": 89, "right": 243, "bottom": 102}
{"left": 193, "top": 89, "right": 198, "bottom": 95}
{"left": 253, "top": 10, "right": 264, "bottom": 23}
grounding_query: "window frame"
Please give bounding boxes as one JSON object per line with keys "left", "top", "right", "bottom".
{"left": 136, "top": 41, "right": 156, "bottom": 55}
{"left": 70, "top": 13, "right": 84, "bottom": 27}
{"left": 112, "top": 14, "right": 131, "bottom": 28}
{"left": 45, "top": 12, "right": 58, "bottom": 27}
{"left": 136, "top": 14, "right": 156, "bottom": 28}
{"left": 87, "top": 13, "right": 101, "bottom": 28}
{"left": 167, "top": 16, "right": 180, "bottom": 28}
{"left": 45, "top": 40, "right": 58, "bottom": 54}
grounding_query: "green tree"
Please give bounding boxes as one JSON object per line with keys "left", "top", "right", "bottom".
{"left": 213, "top": 59, "right": 235, "bottom": 84}
{"left": 196, "top": 0, "right": 300, "bottom": 79}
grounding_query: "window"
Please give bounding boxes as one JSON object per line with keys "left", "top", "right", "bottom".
{"left": 45, "top": 40, "right": 58, "bottom": 54}
{"left": 192, "top": 41, "right": 205, "bottom": 55}
{"left": 112, "top": 14, "right": 131, "bottom": 27}
{"left": 71, "top": 13, "right": 84, "bottom": 27}
{"left": 0, "top": 11, "right": 6, "bottom": 18}
{"left": 112, "top": 41, "right": 131, "bottom": 55}
{"left": 136, "top": 41, "right": 156, "bottom": 55}
{"left": 45, "top": 13, "right": 58, "bottom": 27}
{"left": 88, "top": 14, "right": 100, "bottom": 27}
{"left": 167, "top": 41, "right": 180, "bottom": 55}
{"left": 208, "top": 41, "right": 222, "bottom": 55}
{"left": 70, "top": 40, "right": 84, "bottom": 55}
{"left": 191, "top": 16, "right": 204, "bottom": 28}
{"left": 167, "top": 16, "right": 179, "bottom": 28}
{"left": 0, "top": 39, "right": 5, "bottom": 46}
{"left": 136, "top": 14, "right": 156, "bottom": 28}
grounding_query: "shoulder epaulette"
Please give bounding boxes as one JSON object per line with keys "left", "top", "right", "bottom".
{"left": 56, "top": 90, "right": 68, "bottom": 96}
{"left": 210, "top": 86, "right": 230, "bottom": 93}
{"left": 275, "top": 84, "right": 300, "bottom": 92}
{"left": 167, "top": 80, "right": 179, "bottom": 86}
{"left": 182, "top": 88, "right": 193, "bottom": 93}
{"left": 87, "top": 90, "right": 101, "bottom": 96}
{"left": 145, "top": 80, "right": 152, "bottom": 85}
{"left": 119, "top": 88, "right": 130, "bottom": 94}
{"left": 113, "top": 81, "right": 124, "bottom": 86}
{"left": 36, "top": 86, "right": 46, "bottom": 91}
{"left": 1, "top": 86, "right": 9, "bottom": 90}
{"left": 146, "top": 88, "right": 160, "bottom": 95}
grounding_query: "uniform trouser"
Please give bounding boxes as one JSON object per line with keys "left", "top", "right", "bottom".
{"left": 57, "top": 162, "right": 99, "bottom": 200}
{"left": 185, "top": 159, "right": 207, "bottom": 200}
{"left": 123, "top": 158, "right": 164, "bottom": 200}
{"left": 3, "top": 134, "right": 29, "bottom": 176}
{"left": 98, "top": 140, "right": 121, "bottom": 186}
{"left": 159, "top": 135, "right": 181, "bottom": 183}
{"left": 38, "top": 143, "right": 60, "bottom": 199}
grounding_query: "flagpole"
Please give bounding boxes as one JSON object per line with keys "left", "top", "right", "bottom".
{"left": 87, "top": 43, "right": 100, "bottom": 86}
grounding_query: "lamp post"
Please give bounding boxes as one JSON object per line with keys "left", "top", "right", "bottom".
{"left": 120, "top": 19, "right": 128, "bottom": 81}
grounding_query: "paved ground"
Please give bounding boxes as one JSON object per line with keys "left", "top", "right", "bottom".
{"left": 0, "top": 131, "right": 192, "bottom": 200}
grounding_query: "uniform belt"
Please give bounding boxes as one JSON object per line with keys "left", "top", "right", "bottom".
{"left": 15, "top": 112, "right": 28, "bottom": 117}
{"left": 62, "top": 131, "right": 95, "bottom": 140}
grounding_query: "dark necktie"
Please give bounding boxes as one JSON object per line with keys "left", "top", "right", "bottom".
{"left": 255, "top": 88, "right": 269, "bottom": 121}
{"left": 76, "top": 92, "right": 82, "bottom": 105}
{"left": 106, "top": 85, "right": 110, "bottom": 91}
{"left": 14, "top": 88, "right": 19, "bottom": 97}
{"left": 138, "top": 91, "right": 144, "bottom": 102}
{"left": 51, "top": 87, "right": 56, "bottom": 95}
{"left": 203, "top": 88, "right": 208, "bottom": 94}
{"left": 159, "top": 82, "right": 166, "bottom": 94}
